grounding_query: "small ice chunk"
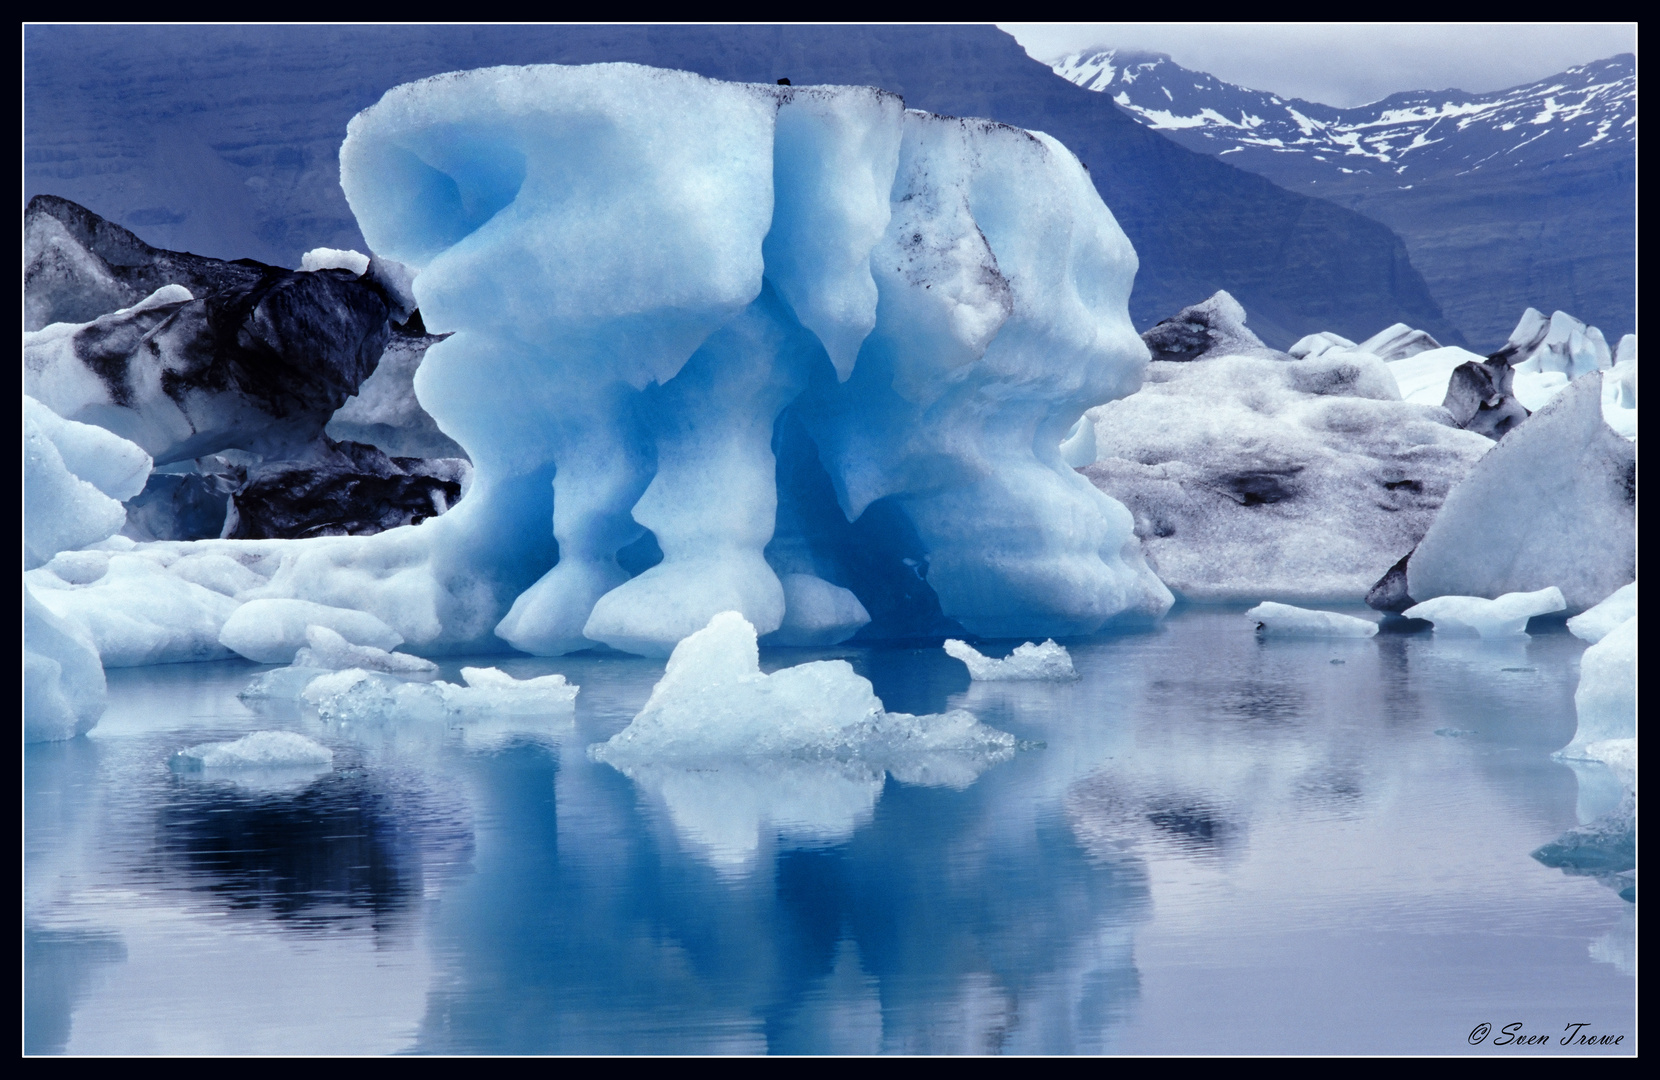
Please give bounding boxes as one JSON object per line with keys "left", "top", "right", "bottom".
{"left": 1567, "top": 583, "right": 1637, "bottom": 644}
{"left": 171, "top": 730, "right": 334, "bottom": 770}
{"left": 294, "top": 625, "right": 439, "bottom": 680}
{"left": 595, "top": 612, "right": 1015, "bottom": 762}
{"left": 239, "top": 665, "right": 333, "bottom": 702}
{"left": 449, "top": 666, "right": 581, "bottom": 712}
{"left": 1563, "top": 616, "right": 1636, "bottom": 756}
{"left": 301, "top": 666, "right": 577, "bottom": 723}
{"left": 943, "top": 638, "right": 1078, "bottom": 680}
{"left": 1245, "top": 601, "right": 1378, "bottom": 637}
{"left": 299, "top": 247, "right": 371, "bottom": 275}
{"left": 1403, "top": 586, "right": 1567, "bottom": 637}
{"left": 218, "top": 599, "right": 402, "bottom": 663}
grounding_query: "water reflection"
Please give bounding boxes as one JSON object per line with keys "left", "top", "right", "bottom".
{"left": 155, "top": 769, "right": 419, "bottom": 927}
{"left": 24, "top": 928, "right": 126, "bottom": 1055}
{"left": 23, "top": 611, "right": 1635, "bottom": 1054}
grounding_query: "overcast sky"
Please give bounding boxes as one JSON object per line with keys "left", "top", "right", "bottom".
{"left": 999, "top": 23, "right": 1637, "bottom": 108}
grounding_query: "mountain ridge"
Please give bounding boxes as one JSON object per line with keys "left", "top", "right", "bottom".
{"left": 1051, "top": 47, "right": 1636, "bottom": 344}
{"left": 26, "top": 24, "right": 1460, "bottom": 349}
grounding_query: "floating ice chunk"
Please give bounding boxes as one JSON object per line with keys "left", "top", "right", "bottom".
{"left": 330, "top": 64, "right": 1162, "bottom": 657}
{"left": 1405, "top": 372, "right": 1634, "bottom": 614}
{"left": 219, "top": 599, "right": 402, "bottom": 664}
{"left": 593, "top": 612, "right": 1015, "bottom": 763}
{"left": 1403, "top": 586, "right": 1566, "bottom": 637}
{"left": 451, "top": 666, "right": 580, "bottom": 712}
{"left": 764, "top": 574, "right": 872, "bottom": 646}
{"left": 1563, "top": 615, "right": 1636, "bottom": 756}
{"left": 24, "top": 588, "right": 106, "bottom": 742}
{"left": 1244, "top": 601, "right": 1378, "bottom": 637}
{"left": 302, "top": 665, "right": 577, "bottom": 723}
{"left": 299, "top": 247, "right": 370, "bottom": 275}
{"left": 239, "top": 665, "right": 333, "bottom": 702}
{"left": 1567, "top": 583, "right": 1637, "bottom": 644}
{"left": 943, "top": 638, "right": 1078, "bottom": 680}
{"left": 293, "top": 625, "right": 439, "bottom": 680}
{"left": 171, "top": 730, "right": 334, "bottom": 770}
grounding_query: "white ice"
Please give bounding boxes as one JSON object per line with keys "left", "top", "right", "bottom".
{"left": 1407, "top": 372, "right": 1634, "bottom": 613}
{"left": 1386, "top": 346, "right": 1488, "bottom": 407}
{"left": 1562, "top": 615, "right": 1636, "bottom": 757}
{"left": 1356, "top": 322, "right": 1441, "bottom": 362}
{"left": 218, "top": 599, "right": 403, "bottom": 664}
{"left": 1567, "top": 583, "right": 1637, "bottom": 644}
{"left": 1402, "top": 586, "right": 1566, "bottom": 637}
{"left": 299, "top": 247, "right": 370, "bottom": 275}
{"left": 171, "top": 730, "right": 334, "bottom": 770}
{"left": 1245, "top": 601, "right": 1378, "bottom": 638}
{"left": 943, "top": 638, "right": 1078, "bottom": 680}
{"left": 1287, "top": 331, "right": 1356, "bottom": 360}
{"left": 293, "top": 624, "right": 439, "bottom": 680}
{"left": 301, "top": 665, "right": 578, "bottom": 723}
{"left": 1077, "top": 346, "right": 1490, "bottom": 602}
{"left": 24, "top": 589, "right": 107, "bottom": 742}
{"left": 24, "top": 396, "right": 151, "bottom": 570}
{"left": 592, "top": 611, "right": 1015, "bottom": 763}
{"left": 1509, "top": 309, "right": 1612, "bottom": 380}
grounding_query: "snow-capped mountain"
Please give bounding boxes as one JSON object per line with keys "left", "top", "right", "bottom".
{"left": 1050, "top": 48, "right": 1635, "bottom": 346}
{"left": 1052, "top": 49, "right": 1634, "bottom": 191}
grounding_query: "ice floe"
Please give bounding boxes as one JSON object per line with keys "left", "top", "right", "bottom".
{"left": 943, "top": 638, "right": 1078, "bottom": 680}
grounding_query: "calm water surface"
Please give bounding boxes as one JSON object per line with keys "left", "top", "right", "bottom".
{"left": 25, "top": 608, "right": 1635, "bottom": 1055}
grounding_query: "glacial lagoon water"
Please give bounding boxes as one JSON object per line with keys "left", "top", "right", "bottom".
{"left": 25, "top": 608, "right": 1634, "bottom": 1055}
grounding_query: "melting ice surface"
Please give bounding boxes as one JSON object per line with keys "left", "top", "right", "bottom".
{"left": 24, "top": 609, "right": 1633, "bottom": 1054}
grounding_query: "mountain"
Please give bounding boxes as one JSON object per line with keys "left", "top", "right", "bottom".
{"left": 25, "top": 24, "right": 1458, "bottom": 349}
{"left": 1051, "top": 48, "right": 1636, "bottom": 345}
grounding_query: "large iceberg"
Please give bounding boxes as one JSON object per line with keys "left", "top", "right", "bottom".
{"left": 1399, "top": 372, "right": 1635, "bottom": 614}
{"left": 1075, "top": 294, "right": 1492, "bottom": 603}
{"left": 223, "top": 62, "right": 1170, "bottom": 659}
